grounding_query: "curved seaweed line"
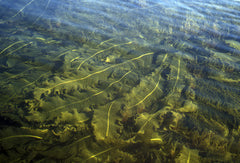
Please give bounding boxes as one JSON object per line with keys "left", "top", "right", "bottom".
{"left": 168, "top": 56, "right": 181, "bottom": 97}
{"left": 12, "top": 0, "right": 36, "bottom": 18}
{"left": 45, "top": 52, "right": 154, "bottom": 93}
{"left": 173, "top": 57, "right": 181, "bottom": 90}
{"left": 3, "top": 66, "right": 35, "bottom": 82}
{"left": 0, "top": 0, "right": 36, "bottom": 24}
{"left": 18, "top": 49, "right": 76, "bottom": 87}
{"left": 129, "top": 76, "right": 161, "bottom": 109}
{"left": 106, "top": 101, "right": 115, "bottom": 137}
{"left": 97, "top": 38, "right": 114, "bottom": 47}
{"left": 187, "top": 151, "right": 191, "bottom": 163}
{"left": 136, "top": 106, "right": 171, "bottom": 136}
{"left": 129, "top": 53, "right": 168, "bottom": 135}
{"left": 2, "top": 39, "right": 66, "bottom": 83}
{"left": 33, "top": 0, "right": 51, "bottom": 24}
{"left": 5, "top": 42, "right": 33, "bottom": 56}
{"left": 0, "top": 41, "right": 24, "bottom": 55}
{"left": 71, "top": 38, "right": 114, "bottom": 63}
{"left": 85, "top": 147, "right": 115, "bottom": 161}
{"left": 128, "top": 53, "right": 168, "bottom": 109}
{"left": 0, "top": 135, "right": 42, "bottom": 141}
{"left": 4, "top": 68, "right": 50, "bottom": 104}
{"left": 5, "top": 68, "right": 51, "bottom": 100}
{"left": 91, "top": 71, "right": 132, "bottom": 97}
{"left": 209, "top": 76, "right": 240, "bottom": 83}
{"left": 77, "top": 41, "right": 132, "bottom": 70}
{"left": 9, "top": 67, "right": 35, "bottom": 79}
{"left": 71, "top": 135, "right": 92, "bottom": 146}
{"left": 49, "top": 71, "right": 132, "bottom": 112}
{"left": 55, "top": 49, "right": 74, "bottom": 59}
{"left": 23, "top": 71, "right": 51, "bottom": 88}
{"left": 165, "top": 57, "right": 181, "bottom": 98}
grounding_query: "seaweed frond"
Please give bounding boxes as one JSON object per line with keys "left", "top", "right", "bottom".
{"left": 0, "top": 41, "right": 23, "bottom": 55}
{"left": 0, "top": 135, "right": 43, "bottom": 141}
{"left": 5, "top": 42, "right": 33, "bottom": 56}
{"left": 84, "top": 147, "right": 115, "bottom": 161}
{"left": 12, "top": 0, "right": 36, "bottom": 18}
{"left": 77, "top": 41, "right": 132, "bottom": 70}
{"left": 106, "top": 102, "right": 115, "bottom": 137}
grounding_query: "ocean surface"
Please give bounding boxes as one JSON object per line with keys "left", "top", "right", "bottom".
{"left": 0, "top": 0, "right": 240, "bottom": 162}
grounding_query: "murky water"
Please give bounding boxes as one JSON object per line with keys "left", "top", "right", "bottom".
{"left": 0, "top": 0, "right": 240, "bottom": 162}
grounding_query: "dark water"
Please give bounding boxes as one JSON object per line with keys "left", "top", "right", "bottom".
{"left": 0, "top": 0, "right": 240, "bottom": 162}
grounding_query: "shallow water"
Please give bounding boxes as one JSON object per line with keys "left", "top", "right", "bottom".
{"left": 0, "top": 0, "right": 240, "bottom": 162}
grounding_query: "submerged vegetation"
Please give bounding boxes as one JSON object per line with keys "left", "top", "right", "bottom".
{"left": 0, "top": 0, "right": 240, "bottom": 162}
